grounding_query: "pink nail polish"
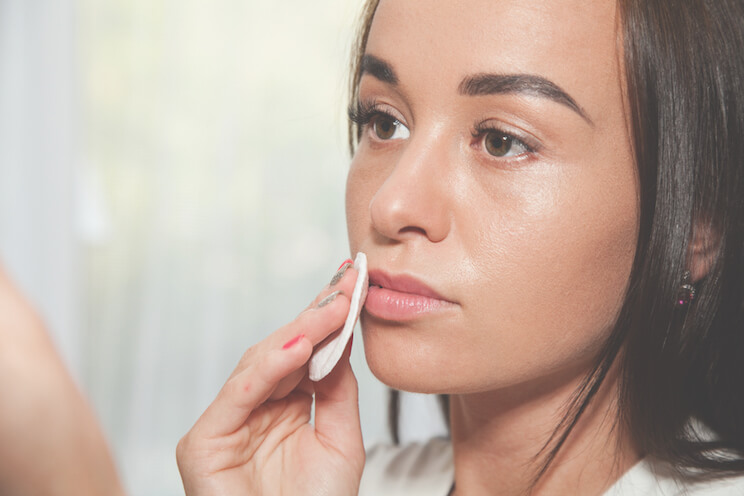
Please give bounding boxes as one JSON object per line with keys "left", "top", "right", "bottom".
{"left": 337, "top": 258, "right": 353, "bottom": 270}
{"left": 282, "top": 334, "right": 305, "bottom": 350}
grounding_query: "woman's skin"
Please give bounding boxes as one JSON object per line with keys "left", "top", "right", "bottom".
{"left": 347, "top": 0, "right": 640, "bottom": 493}
{"left": 179, "top": 0, "right": 645, "bottom": 494}
{"left": 0, "top": 267, "right": 126, "bottom": 496}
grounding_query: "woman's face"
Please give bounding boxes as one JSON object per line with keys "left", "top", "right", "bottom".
{"left": 346, "top": 0, "right": 638, "bottom": 394}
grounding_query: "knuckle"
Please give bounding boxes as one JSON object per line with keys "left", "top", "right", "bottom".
{"left": 238, "top": 345, "right": 258, "bottom": 366}
{"left": 224, "top": 374, "right": 248, "bottom": 398}
{"left": 176, "top": 434, "right": 193, "bottom": 464}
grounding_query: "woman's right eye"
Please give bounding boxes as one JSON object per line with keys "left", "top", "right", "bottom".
{"left": 371, "top": 114, "right": 410, "bottom": 141}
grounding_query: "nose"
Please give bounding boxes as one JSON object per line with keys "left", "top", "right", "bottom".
{"left": 369, "top": 133, "right": 452, "bottom": 244}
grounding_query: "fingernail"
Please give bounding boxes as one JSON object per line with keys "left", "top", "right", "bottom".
{"left": 317, "top": 290, "right": 342, "bottom": 308}
{"left": 337, "top": 258, "right": 353, "bottom": 270}
{"left": 330, "top": 262, "right": 352, "bottom": 287}
{"left": 282, "top": 334, "right": 305, "bottom": 350}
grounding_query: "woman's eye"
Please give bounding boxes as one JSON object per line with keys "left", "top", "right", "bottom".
{"left": 483, "top": 130, "right": 528, "bottom": 157}
{"left": 372, "top": 114, "right": 410, "bottom": 140}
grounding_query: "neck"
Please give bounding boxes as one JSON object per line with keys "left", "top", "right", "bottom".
{"left": 449, "top": 364, "right": 639, "bottom": 496}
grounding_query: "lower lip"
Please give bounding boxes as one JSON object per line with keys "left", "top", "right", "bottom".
{"left": 363, "top": 286, "right": 453, "bottom": 321}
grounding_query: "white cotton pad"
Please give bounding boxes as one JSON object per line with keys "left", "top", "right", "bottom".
{"left": 308, "top": 252, "right": 368, "bottom": 381}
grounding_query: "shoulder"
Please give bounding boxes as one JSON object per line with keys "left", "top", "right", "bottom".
{"left": 359, "top": 437, "right": 454, "bottom": 496}
{"left": 605, "top": 457, "right": 744, "bottom": 496}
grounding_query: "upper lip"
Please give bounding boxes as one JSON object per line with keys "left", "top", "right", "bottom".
{"left": 367, "top": 269, "right": 453, "bottom": 302}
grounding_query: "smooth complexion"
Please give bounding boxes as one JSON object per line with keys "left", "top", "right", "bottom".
{"left": 346, "top": 0, "right": 640, "bottom": 493}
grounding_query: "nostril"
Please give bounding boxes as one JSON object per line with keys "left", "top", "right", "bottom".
{"left": 398, "top": 226, "right": 428, "bottom": 237}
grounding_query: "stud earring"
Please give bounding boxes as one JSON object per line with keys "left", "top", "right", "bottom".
{"left": 675, "top": 270, "right": 696, "bottom": 306}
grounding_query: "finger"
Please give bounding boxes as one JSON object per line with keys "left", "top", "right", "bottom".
{"left": 284, "top": 291, "right": 352, "bottom": 351}
{"left": 313, "top": 336, "right": 364, "bottom": 459}
{"left": 229, "top": 289, "right": 352, "bottom": 381}
{"left": 195, "top": 294, "right": 352, "bottom": 438}
{"left": 269, "top": 362, "right": 309, "bottom": 400}
{"left": 268, "top": 294, "right": 350, "bottom": 399}
{"left": 195, "top": 335, "right": 314, "bottom": 438}
{"left": 305, "top": 264, "right": 358, "bottom": 310}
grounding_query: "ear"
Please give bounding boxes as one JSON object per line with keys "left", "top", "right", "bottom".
{"left": 688, "top": 219, "right": 721, "bottom": 283}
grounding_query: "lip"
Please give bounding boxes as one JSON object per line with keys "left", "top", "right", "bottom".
{"left": 363, "top": 269, "right": 456, "bottom": 322}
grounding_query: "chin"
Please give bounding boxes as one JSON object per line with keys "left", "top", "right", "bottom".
{"left": 360, "top": 314, "right": 604, "bottom": 398}
{"left": 365, "top": 353, "right": 450, "bottom": 394}
{"left": 360, "top": 319, "right": 474, "bottom": 394}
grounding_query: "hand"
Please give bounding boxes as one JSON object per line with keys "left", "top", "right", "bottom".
{"left": 177, "top": 266, "right": 365, "bottom": 496}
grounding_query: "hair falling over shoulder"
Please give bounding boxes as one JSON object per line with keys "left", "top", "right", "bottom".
{"left": 349, "top": 0, "right": 744, "bottom": 481}
{"left": 617, "top": 0, "right": 744, "bottom": 476}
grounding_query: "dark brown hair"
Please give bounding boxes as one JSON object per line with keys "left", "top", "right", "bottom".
{"left": 347, "top": 0, "right": 744, "bottom": 481}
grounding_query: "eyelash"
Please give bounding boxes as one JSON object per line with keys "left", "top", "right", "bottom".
{"left": 348, "top": 99, "right": 539, "bottom": 159}
{"left": 348, "top": 100, "right": 396, "bottom": 128}
{"left": 471, "top": 121, "right": 539, "bottom": 156}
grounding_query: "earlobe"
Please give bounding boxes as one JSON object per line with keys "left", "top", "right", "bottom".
{"left": 688, "top": 219, "right": 721, "bottom": 283}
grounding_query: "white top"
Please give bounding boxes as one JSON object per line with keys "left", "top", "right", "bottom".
{"left": 359, "top": 438, "right": 744, "bottom": 495}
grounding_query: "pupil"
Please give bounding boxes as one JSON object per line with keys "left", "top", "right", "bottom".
{"left": 375, "top": 117, "right": 395, "bottom": 139}
{"left": 486, "top": 132, "right": 512, "bottom": 156}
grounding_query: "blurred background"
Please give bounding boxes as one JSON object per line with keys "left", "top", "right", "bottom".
{"left": 0, "top": 0, "right": 446, "bottom": 494}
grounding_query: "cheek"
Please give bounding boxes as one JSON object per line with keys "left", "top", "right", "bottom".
{"left": 345, "top": 155, "right": 371, "bottom": 253}
{"left": 465, "top": 169, "right": 638, "bottom": 377}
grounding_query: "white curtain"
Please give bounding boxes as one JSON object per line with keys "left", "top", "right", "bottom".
{"left": 0, "top": 1, "right": 446, "bottom": 494}
{"left": 0, "top": 0, "right": 81, "bottom": 373}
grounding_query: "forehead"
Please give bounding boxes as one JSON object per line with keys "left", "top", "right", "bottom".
{"left": 365, "top": 0, "right": 623, "bottom": 122}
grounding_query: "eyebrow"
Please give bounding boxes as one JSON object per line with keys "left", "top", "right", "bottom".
{"left": 459, "top": 73, "right": 593, "bottom": 125}
{"left": 359, "top": 54, "right": 593, "bottom": 126}
{"left": 360, "top": 54, "right": 398, "bottom": 85}
{"left": 359, "top": 55, "right": 398, "bottom": 86}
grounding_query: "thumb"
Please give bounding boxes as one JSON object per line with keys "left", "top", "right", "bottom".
{"left": 313, "top": 335, "right": 364, "bottom": 460}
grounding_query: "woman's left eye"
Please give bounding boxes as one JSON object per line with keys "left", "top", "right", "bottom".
{"left": 480, "top": 129, "right": 531, "bottom": 158}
